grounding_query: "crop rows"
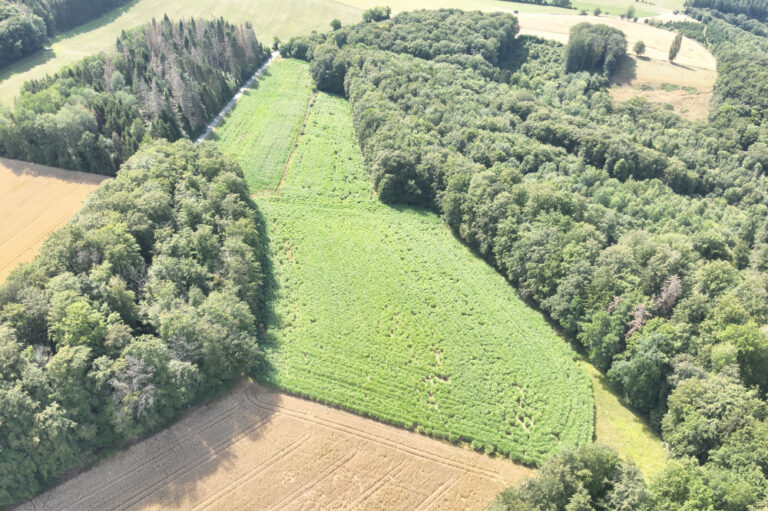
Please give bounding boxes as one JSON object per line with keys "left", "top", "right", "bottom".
{"left": 247, "top": 91, "right": 593, "bottom": 465}
{"left": 211, "top": 58, "right": 313, "bottom": 191}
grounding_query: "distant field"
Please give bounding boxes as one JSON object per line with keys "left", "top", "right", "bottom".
{"left": 0, "top": 0, "right": 684, "bottom": 104}
{"left": 19, "top": 381, "right": 532, "bottom": 510}
{"left": 224, "top": 88, "right": 594, "bottom": 465}
{"left": 211, "top": 59, "right": 313, "bottom": 191}
{"left": 517, "top": 13, "right": 716, "bottom": 120}
{"left": 0, "top": 158, "right": 106, "bottom": 282}
{"left": 0, "top": 0, "right": 359, "bottom": 105}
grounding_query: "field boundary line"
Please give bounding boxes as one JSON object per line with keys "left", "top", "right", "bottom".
{"left": 274, "top": 90, "right": 317, "bottom": 195}
{"left": 244, "top": 386, "right": 508, "bottom": 482}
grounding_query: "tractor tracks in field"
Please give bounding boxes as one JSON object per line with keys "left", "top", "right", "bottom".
{"left": 274, "top": 90, "right": 317, "bottom": 195}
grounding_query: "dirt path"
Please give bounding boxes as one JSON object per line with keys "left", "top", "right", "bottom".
{"left": 196, "top": 52, "right": 278, "bottom": 144}
{"left": 518, "top": 14, "right": 717, "bottom": 120}
{"left": 19, "top": 381, "right": 533, "bottom": 511}
{"left": 0, "top": 158, "right": 106, "bottom": 282}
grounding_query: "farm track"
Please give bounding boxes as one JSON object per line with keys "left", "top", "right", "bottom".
{"left": 18, "top": 381, "right": 533, "bottom": 511}
{"left": 275, "top": 91, "right": 318, "bottom": 195}
{"left": 0, "top": 158, "right": 106, "bottom": 282}
{"left": 196, "top": 52, "right": 278, "bottom": 143}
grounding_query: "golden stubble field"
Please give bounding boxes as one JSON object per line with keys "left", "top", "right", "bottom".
{"left": 19, "top": 381, "right": 533, "bottom": 511}
{"left": 518, "top": 14, "right": 717, "bottom": 120}
{"left": 0, "top": 158, "right": 106, "bottom": 282}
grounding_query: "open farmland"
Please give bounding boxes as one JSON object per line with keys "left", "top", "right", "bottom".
{"left": 211, "top": 59, "right": 313, "bottom": 191}
{"left": 233, "top": 90, "right": 594, "bottom": 465}
{"left": 19, "top": 381, "right": 532, "bottom": 510}
{"left": 517, "top": 13, "right": 717, "bottom": 120}
{"left": 0, "top": 158, "right": 106, "bottom": 282}
{"left": 0, "top": 0, "right": 684, "bottom": 104}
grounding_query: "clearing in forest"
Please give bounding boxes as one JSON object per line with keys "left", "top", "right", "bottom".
{"left": 227, "top": 86, "right": 594, "bottom": 464}
{"left": 18, "top": 381, "right": 533, "bottom": 510}
{"left": 517, "top": 13, "right": 717, "bottom": 120}
{"left": 0, "top": 158, "right": 106, "bottom": 282}
{"left": 210, "top": 59, "right": 313, "bottom": 191}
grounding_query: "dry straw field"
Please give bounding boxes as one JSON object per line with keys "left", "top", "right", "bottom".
{"left": 518, "top": 14, "right": 717, "bottom": 120}
{"left": 0, "top": 158, "right": 106, "bottom": 282}
{"left": 19, "top": 381, "right": 533, "bottom": 511}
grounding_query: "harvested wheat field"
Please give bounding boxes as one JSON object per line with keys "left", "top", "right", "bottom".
{"left": 518, "top": 14, "right": 717, "bottom": 120}
{"left": 19, "top": 381, "right": 533, "bottom": 511}
{"left": 0, "top": 158, "right": 106, "bottom": 282}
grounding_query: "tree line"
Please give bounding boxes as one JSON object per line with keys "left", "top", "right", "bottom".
{"left": 0, "top": 16, "right": 269, "bottom": 174}
{"left": 285, "top": 8, "right": 768, "bottom": 509}
{"left": 0, "top": 140, "right": 268, "bottom": 508}
{"left": 0, "top": 0, "right": 135, "bottom": 68}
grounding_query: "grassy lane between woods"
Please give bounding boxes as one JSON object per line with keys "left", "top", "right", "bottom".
{"left": 583, "top": 362, "right": 668, "bottom": 480}
{"left": 241, "top": 90, "right": 593, "bottom": 465}
{"left": 214, "top": 57, "right": 666, "bottom": 472}
{"left": 211, "top": 59, "right": 314, "bottom": 191}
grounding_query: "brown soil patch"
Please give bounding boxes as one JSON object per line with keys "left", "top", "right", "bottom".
{"left": 517, "top": 14, "right": 716, "bottom": 120}
{"left": 0, "top": 158, "right": 106, "bottom": 282}
{"left": 19, "top": 381, "right": 533, "bottom": 510}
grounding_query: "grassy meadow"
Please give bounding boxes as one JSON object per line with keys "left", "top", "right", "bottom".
{"left": 212, "top": 58, "right": 671, "bottom": 470}
{"left": 211, "top": 59, "right": 313, "bottom": 191}
{"left": 217, "top": 77, "right": 594, "bottom": 463}
{"left": 0, "top": 0, "right": 684, "bottom": 105}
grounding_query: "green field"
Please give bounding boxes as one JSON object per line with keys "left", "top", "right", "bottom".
{"left": 211, "top": 59, "right": 313, "bottom": 191}
{"left": 583, "top": 362, "right": 667, "bottom": 479}
{"left": 226, "top": 87, "right": 593, "bottom": 464}
{"left": 0, "top": 0, "right": 682, "bottom": 105}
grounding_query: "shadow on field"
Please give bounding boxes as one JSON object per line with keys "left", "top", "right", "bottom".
{"left": 0, "top": 49, "right": 56, "bottom": 83}
{"left": 252, "top": 199, "right": 280, "bottom": 383}
{"left": 610, "top": 55, "right": 637, "bottom": 86}
{"left": 18, "top": 380, "right": 280, "bottom": 510}
{"left": 109, "top": 381, "right": 279, "bottom": 510}
{"left": 50, "top": 0, "right": 141, "bottom": 42}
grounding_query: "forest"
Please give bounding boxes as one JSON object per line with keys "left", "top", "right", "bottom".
{"left": 0, "top": 140, "right": 267, "bottom": 507}
{"left": 283, "top": 8, "right": 768, "bottom": 509}
{"left": 0, "top": 16, "right": 269, "bottom": 174}
{"left": 0, "top": 0, "right": 135, "bottom": 68}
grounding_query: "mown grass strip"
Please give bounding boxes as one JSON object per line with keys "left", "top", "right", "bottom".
{"left": 206, "top": 58, "right": 313, "bottom": 192}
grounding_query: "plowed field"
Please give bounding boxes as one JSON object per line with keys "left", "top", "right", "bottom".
{"left": 0, "top": 158, "right": 106, "bottom": 281}
{"left": 18, "top": 381, "right": 533, "bottom": 511}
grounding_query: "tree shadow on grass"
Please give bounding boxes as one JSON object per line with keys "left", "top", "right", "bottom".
{"left": 50, "top": 0, "right": 142, "bottom": 43}
{"left": 610, "top": 54, "right": 637, "bottom": 86}
{"left": 0, "top": 49, "right": 57, "bottom": 84}
{"left": 0, "top": 0, "right": 140, "bottom": 83}
{"left": 250, "top": 198, "right": 280, "bottom": 385}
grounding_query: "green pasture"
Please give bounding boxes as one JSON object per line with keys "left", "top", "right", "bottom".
{"left": 210, "top": 59, "right": 313, "bottom": 191}
{"left": 239, "top": 91, "right": 594, "bottom": 464}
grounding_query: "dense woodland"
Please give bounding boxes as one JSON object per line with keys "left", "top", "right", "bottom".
{"left": 0, "top": 140, "right": 267, "bottom": 507}
{"left": 0, "top": 0, "right": 135, "bottom": 68}
{"left": 0, "top": 16, "right": 269, "bottom": 174}
{"left": 284, "top": 8, "right": 768, "bottom": 509}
